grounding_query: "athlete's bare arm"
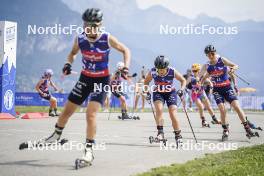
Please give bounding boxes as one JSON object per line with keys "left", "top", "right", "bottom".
{"left": 200, "top": 72, "right": 210, "bottom": 85}
{"left": 174, "top": 69, "right": 186, "bottom": 90}
{"left": 222, "top": 57, "right": 239, "bottom": 70}
{"left": 35, "top": 79, "right": 45, "bottom": 94}
{"left": 109, "top": 35, "right": 131, "bottom": 68}
{"left": 143, "top": 71, "right": 152, "bottom": 92}
{"left": 199, "top": 64, "right": 208, "bottom": 78}
{"left": 67, "top": 37, "right": 80, "bottom": 64}
{"left": 50, "top": 80, "right": 58, "bottom": 91}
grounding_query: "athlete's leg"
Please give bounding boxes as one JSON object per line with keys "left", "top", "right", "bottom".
{"left": 230, "top": 100, "right": 246, "bottom": 123}
{"left": 57, "top": 100, "right": 79, "bottom": 127}
{"left": 154, "top": 100, "right": 165, "bottom": 138}
{"left": 168, "top": 105, "right": 180, "bottom": 130}
{"left": 141, "top": 94, "right": 145, "bottom": 111}
{"left": 195, "top": 99, "right": 204, "bottom": 119}
{"left": 218, "top": 103, "right": 227, "bottom": 125}
{"left": 86, "top": 101, "right": 101, "bottom": 140}
{"left": 154, "top": 100, "right": 164, "bottom": 126}
{"left": 119, "top": 95, "right": 127, "bottom": 111}
{"left": 134, "top": 94, "right": 140, "bottom": 112}
{"left": 202, "top": 98, "right": 214, "bottom": 116}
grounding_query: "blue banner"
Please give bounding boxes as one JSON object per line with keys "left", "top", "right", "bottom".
{"left": 0, "top": 21, "right": 17, "bottom": 116}
{"left": 15, "top": 92, "right": 69, "bottom": 107}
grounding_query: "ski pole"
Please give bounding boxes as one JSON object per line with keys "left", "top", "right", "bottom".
{"left": 233, "top": 73, "right": 250, "bottom": 85}
{"left": 179, "top": 97, "right": 198, "bottom": 143}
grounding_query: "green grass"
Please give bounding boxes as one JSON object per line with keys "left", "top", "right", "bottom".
{"left": 136, "top": 144, "right": 264, "bottom": 176}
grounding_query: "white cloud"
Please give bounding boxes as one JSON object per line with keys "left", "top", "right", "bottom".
{"left": 136, "top": 0, "right": 264, "bottom": 23}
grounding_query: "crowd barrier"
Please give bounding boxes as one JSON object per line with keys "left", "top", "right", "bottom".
{"left": 15, "top": 92, "right": 264, "bottom": 110}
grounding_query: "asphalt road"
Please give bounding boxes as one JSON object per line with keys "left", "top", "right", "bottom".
{"left": 0, "top": 111, "right": 263, "bottom": 176}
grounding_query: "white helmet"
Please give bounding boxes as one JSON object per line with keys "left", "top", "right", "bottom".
{"left": 116, "top": 62, "right": 124, "bottom": 70}
{"left": 44, "top": 69, "right": 53, "bottom": 77}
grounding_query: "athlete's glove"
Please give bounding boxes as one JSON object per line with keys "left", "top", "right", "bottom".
{"left": 121, "top": 67, "right": 129, "bottom": 79}
{"left": 177, "top": 89, "right": 184, "bottom": 98}
{"left": 62, "top": 63, "right": 72, "bottom": 75}
{"left": 145, "top": 92, "right": 151, "bottom": 101}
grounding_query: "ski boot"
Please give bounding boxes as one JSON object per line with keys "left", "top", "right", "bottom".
{"left": 49, "top": 108, "right": 55, "bottom": 117}
{"left": 75, "top": 142, "right": 94, "bottom": 170}
{"left": 149, "top": 132, "right": 167, "bottom": 146}
{"left": 243, "top": 122, "right": 260, "bottom": 139}
{"left": 174, "top": 130, "right": 183, "bottom": 149}
{"left": 54, "top": 108, "right": 60, "bottom": 116}
{"left": 202, "top": 118, "right": 210, "bottom": 128}
{"left": 221, "top": 124, "right": 229, "bottom": 141}
{"left": 118, "top": 110, "right": 131, "bottom": 120}
{"left": 211, "top": 116, "right": 221, "bottom": 125}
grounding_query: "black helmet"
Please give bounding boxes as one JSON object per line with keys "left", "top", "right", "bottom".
{"left": 154, "top": 55, "right": 169, "bottom": 69}
{"left": 204, "top": 45, "right": 216, "bottom": 54}
{"left": 82, "top": 8, "right": 103, "bottom": 24}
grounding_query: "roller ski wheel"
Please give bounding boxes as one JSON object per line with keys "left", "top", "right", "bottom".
{"left": 75, "top": 158, "right": 92, "bottom": 170}
{"left": 246, "top": 131, "right": 260, "bottom": 139}
{"left": 132, "top": 116, "right": 140, "bottom": 120}
{"left": 148, "top": 136, "right": 167, "bottom": 146}
{"left": 222, "top": 130, "right": 229, "bottom": 142}
{"left": 19, "top": 138, "right": 68, "bottom": 150}
{"left": 149, "top": 136, "right": 154, "bottom": 144}
{"left": 257, "top": 127, "right": 263, "bottom": 131}
{"left": 202, "top": 121, "right": 210, "bottom": 128}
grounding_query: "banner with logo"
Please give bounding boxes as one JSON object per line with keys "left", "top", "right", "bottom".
{"left": 15, "top": 92, "right": 69, "bottom": 107}
{"left": 0, "top": 21, "right": 17, "bottom": 115}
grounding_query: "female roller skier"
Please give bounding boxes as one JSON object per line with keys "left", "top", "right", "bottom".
{"left": 35, "top": 69, "right": 60, "bottom": 117}
{"left": 200, "top": 45, "right": 259, "bottom": 141}
{"left": 23, "top": 8, "right": 131, "bottom": 166}
{"left": 186, "top": 63, "right": 221, "bottom": 127}
{"left": 144, "top": 55, "right": 186, "bottom": 146}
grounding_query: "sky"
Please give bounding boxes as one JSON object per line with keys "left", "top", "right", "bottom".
{"left": 136, "top": 0, "right": 264, "bottom": 23}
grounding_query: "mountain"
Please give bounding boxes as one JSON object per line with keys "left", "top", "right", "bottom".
{"left": 1, "top": 0, "right": 264, "bottom": 95}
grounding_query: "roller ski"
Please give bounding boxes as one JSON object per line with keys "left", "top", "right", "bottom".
{"left": 118, "top": 112, "right": 139, "bottom": 120}
{"left": 19, "top": 135, "right": 68, "bottom": 150}
{"left": 243, "top": 122, "right": 260, "bottom": 139}
{"left": 149, "top": 132, "right": 167, "bottom": 146}
{"left": 174, "top": 130, "right": 183, "bottom": 149}
{"left": 75, "top": 146, "right": 94, "bottom": 170}
{"left": 202, "top": 119, "right": 210, "bottom": 128}
{"left": 19, "top": 124, "right": 66, "bottom": 150}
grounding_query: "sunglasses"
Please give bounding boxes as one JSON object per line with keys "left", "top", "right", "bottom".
{"left": 192, "top": 70, "right": 199, "bottom": 72}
